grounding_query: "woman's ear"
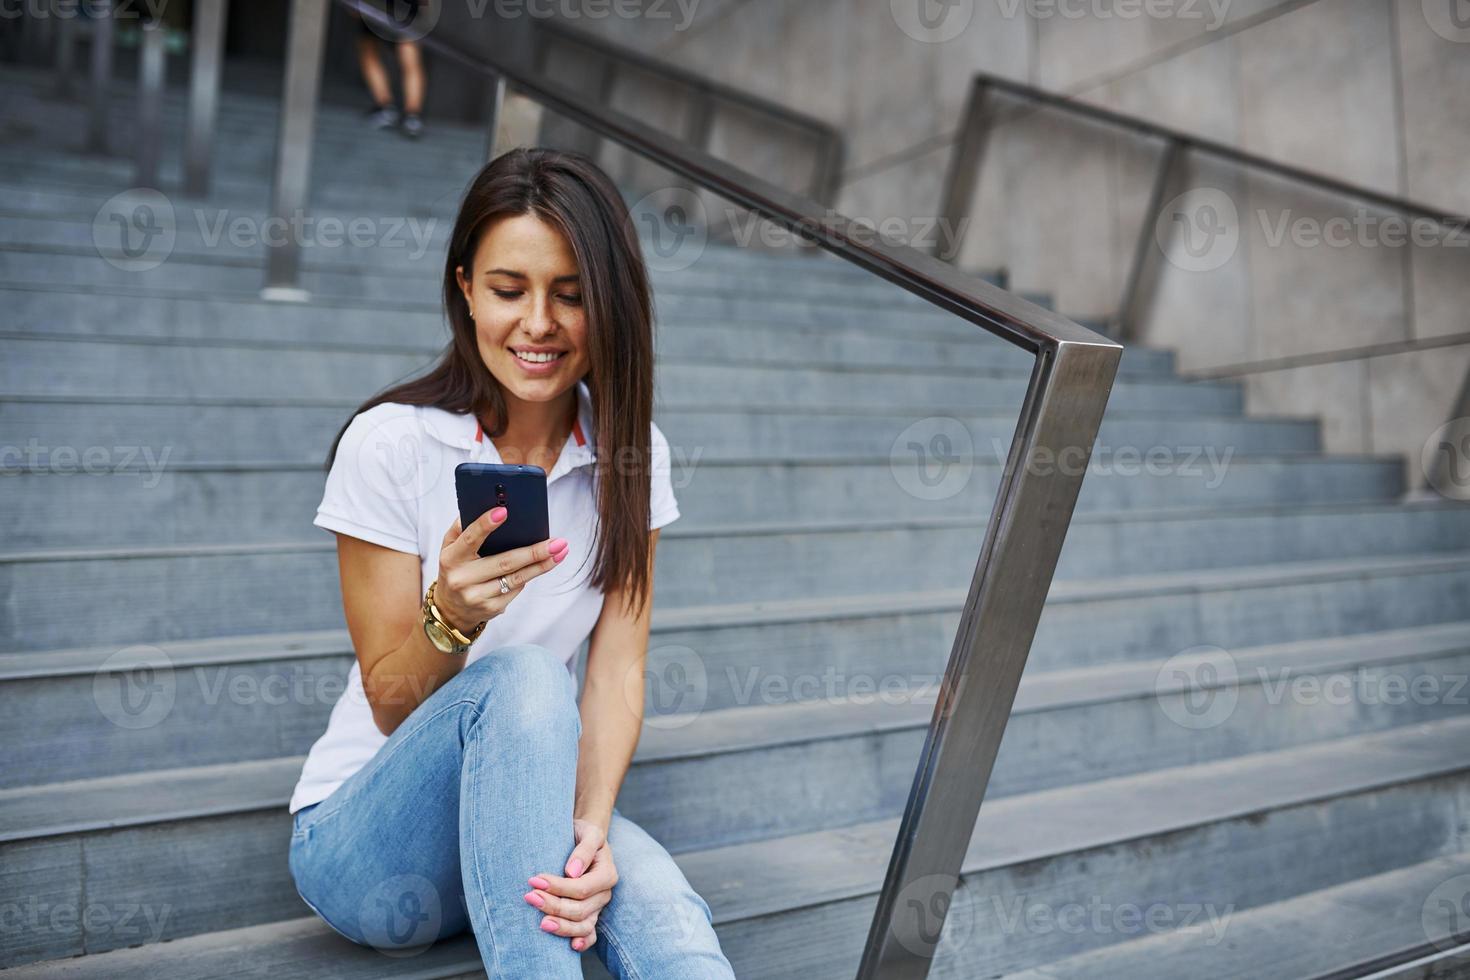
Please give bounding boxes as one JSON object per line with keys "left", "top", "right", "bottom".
{"left": 455, "top": 265, "right": 473, "bottom": 316}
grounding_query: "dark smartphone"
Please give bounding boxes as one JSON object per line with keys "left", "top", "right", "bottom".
{"left": 455, "top": 463, "right": 550, "bottom": 559}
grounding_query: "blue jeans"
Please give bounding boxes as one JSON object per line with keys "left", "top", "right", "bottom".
{"left": 288, "top": 643, "right": 735, "bottom": 978}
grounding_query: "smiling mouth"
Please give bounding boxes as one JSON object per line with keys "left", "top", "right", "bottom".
{"left": 512, "top": 349, "right": 567, "bottom": 365}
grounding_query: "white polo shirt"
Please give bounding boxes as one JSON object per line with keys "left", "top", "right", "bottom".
{"left": 288, "top": 378, "right": 680, "bottom": 814}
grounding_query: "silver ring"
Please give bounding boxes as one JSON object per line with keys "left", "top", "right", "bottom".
{"left": 498, "top": 576, "right": 511, "bottom": 595}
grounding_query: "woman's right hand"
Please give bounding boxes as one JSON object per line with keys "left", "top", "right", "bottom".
{"left": 432, "top": 507, "right": 569, "bottom": 635}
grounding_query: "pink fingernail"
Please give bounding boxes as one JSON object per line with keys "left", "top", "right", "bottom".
{"left": 552, "top": 551, "right": 567, "bottom": 564}
{"left": 573, "top": 938, "right": 584, "bottom": 951}
{"left": 529, "top": 876, "right": 550, "bottom": 890}
{"left": 567, "top": 858, "right": 584, "bottom": 877}
{"left": 540, "top": 916, "right": 558, "bottom": 932}
{"left": 490, "top": 507, "right": 507, "bottom": 523}
{"left": 549, "top": 538, "right": 568, "bottom": 552}
{"left": 524, "top": 891, "right": 545, "bottom": 908}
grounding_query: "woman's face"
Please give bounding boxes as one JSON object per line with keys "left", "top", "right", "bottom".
{"left": 456, "top": 212, "right": 590, "bottom": 407}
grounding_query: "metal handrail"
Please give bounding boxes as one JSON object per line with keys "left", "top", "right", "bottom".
{"left": 531, "top": 21, "right": 845, "bottom": 205}
{"left": 939, "top": 71, "right": 1470, "bottom": 338}
{"left": 274, "top": 3, "right": 1122, "bottom": 976}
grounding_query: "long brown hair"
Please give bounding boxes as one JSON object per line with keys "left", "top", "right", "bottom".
{"left": 325, "top": 147, "right": 658, "bottom": 616}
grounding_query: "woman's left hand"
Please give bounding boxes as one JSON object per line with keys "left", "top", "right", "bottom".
{"left": 525, "top": 818, "right": 618, "bottom": 952}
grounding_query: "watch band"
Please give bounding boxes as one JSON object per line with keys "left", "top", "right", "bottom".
{"left": 423, "top": 580, "right": 486, "bottom": 654}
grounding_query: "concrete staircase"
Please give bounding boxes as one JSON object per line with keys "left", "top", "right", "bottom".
{"left": 4, "top": 63, "right": 1470, "bottom": 978}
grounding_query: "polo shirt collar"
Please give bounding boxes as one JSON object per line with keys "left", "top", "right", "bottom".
{"left": 421, "top": 379, "right": 596, "bottom": 485}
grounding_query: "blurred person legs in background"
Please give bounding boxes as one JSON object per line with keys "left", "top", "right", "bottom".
{"left": 356, "top": 1, "right": 427, "bottom": 138}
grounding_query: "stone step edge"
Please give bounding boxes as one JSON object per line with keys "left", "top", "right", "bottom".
{"left": 1, "top": 499, "right": 1463, "bottom": 566}
{"left": 4, "top": 551, "right": 1469, "bottom": 668}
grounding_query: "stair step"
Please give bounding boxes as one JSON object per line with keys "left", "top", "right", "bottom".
{"left": 1005, "top": 852, "right": 1470, "bottom": 979}
{"left": 0, "top": 281, "right": 1176, "bottom": 376}
{"left": 1, "top": 501, "right": 1464, "bottom": 648}
{"left": 0, "top": 333, "right": 1238, "bottom": 414}
{"left": 0, "top": 214, "right": 935, "bottom": 302}
{"left": 5, "top": 717, "right": 1468, "bottom": 972}
{"left": 0, "top": 245, "right": 1001, "bottom": 335}
{"left": 0, "top": 453, "right": 1407, "bottom": 550}
{"left": 0, "top": 397, "right": 1321, "bottom": 466}
{"left": 5, "top": 611, "right": 1469, "bottom": 816}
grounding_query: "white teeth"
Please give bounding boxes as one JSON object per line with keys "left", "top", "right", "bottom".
{"left": 515, "top": 350, "right": 563, "bottom": 364}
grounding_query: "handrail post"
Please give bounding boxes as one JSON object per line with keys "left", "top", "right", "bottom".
{"left": 484, "top": 71, "right": 507, "bottom": 161}
{"left": 813, "top": 128, "right": 845, "bottom": 208}
{"left": 134, "top": 17, "right": 166, "bottom": 190}
{"left": 1113, "top": 139, "right": 1181, "bottom": 342}
{"left": 934, "top": 79, "right": 993, "bottom": 263}
{"left": 263, "top": 0, "right": 330, "bottom": 301}
{"left": 855, "top": 338, "right": 1118, "bottom": 979}
{"left": 184, "top": 0, "right": 229, "bottom": 198}
{"left": 53, "top": 14, "right": 77, "bottom": 99}
{"left": 86, "top": 0, "right": 114, "bottom": 154}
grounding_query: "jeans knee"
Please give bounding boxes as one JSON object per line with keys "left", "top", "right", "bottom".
{"left": 453, "top": 644, "right": 579, "bottom": 738}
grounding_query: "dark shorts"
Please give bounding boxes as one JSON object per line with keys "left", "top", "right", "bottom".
{"left": 356, "top": 0, "right": 426, "bottom": 42}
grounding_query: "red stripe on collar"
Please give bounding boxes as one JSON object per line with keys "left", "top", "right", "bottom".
{"left": 475, "top": 416, "right": 584, "bottom": 447}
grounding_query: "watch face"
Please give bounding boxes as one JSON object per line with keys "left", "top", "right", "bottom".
{"left": 424, "top": 617, "right": 455, "bottom": 653}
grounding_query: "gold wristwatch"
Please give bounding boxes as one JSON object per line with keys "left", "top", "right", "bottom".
{"left": 422, "top": 579, "right": 486, "bottom": 656}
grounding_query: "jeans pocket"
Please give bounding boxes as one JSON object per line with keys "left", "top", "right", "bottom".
{"left": 291, "top": 802, "right": 320, "bottom": 841}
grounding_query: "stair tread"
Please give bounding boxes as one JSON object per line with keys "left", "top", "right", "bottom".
{"left": 0, "top": 329, "right": 1202, "bottom": 390}
{"left": 8, "top": 618, "right": 1470, "bottom": 842}
{"left": 5, "top": 551, "right": 1470, "bottom": 672}
{"left": 11, "top": 716, "right": 1470, "bottom": 977}
{"left": 5, "top": 499, "right": 1464, "bottom": 565}
{"left": 1005, "top": 851, "right": 1470, "bottom": 979}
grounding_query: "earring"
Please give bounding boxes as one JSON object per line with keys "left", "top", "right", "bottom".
{"left": 467, "top": 301, "right": 474, "bottom": 319}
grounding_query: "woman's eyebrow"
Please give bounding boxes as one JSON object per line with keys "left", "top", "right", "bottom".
{"left": 484, "top": 268, "right": 580, "bottom": 283}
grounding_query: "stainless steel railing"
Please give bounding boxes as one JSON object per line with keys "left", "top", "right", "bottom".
{"left": 937, "top": 71, "right": 1470, "bottom": 341}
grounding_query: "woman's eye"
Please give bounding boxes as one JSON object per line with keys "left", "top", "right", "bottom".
{"left": 559, "top": 294, "right": 583, "bottom": 305}
{"left": 492, "top": 290, "right": 522, "bottom": 300}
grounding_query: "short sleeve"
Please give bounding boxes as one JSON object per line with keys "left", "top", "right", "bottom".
{"left": 649, "top": 421, "right": 681, "bottom": 532}
{"left": 313, "top": 403, "right": 423, "bottom": 555}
